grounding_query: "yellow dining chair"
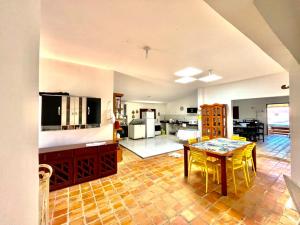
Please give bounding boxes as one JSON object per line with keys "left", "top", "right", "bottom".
{"left": 231, "top": 136, "right": 247, "bottom": 141}
{"left": 188, "top": 138, "right": 198, "bottom": 145}
{"left": 202, "top": 136, "right": 210, "bottom": 141}
{"left": 231, "top": 135, "right": 240, "bottom": 140}
{"left": 189, "top": 146, "right": 220, "bottom": 193}
{"left": 201, "top": 135, "right": 218, "bottom": 162}
{"left": 227, "top": 148, "right": 249, "bottom": 194}
{"left": 243, "top": 143, "right": 256, "bottom": 183}
{"left": 239, "top": 137, "right": 247, "bottom": 141}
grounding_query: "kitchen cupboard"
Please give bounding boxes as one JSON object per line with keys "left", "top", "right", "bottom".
{"left": 41, "top": 95, "right": 62, "bottom": 127}
{"left": 41, "top": 94, "right": 101, "bottom": 131}
{"left": 87, "top": 97, "right": 101, "bottom": 125}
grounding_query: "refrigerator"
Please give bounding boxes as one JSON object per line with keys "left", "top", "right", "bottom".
{"left": 142, "top": 111, "right": 155, "bottom": 138}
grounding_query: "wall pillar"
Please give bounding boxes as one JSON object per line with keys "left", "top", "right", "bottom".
{"left": 290, "top": 64, "right": 300, "bottom": 182}
{"left": 197, "top": 88, "right": 204, "bottom": 132}
{"left": 0, "top": 1, "right": 40, "bottom": 224}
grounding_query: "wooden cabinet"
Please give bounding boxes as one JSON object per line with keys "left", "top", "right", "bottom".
{"left": 39, "top": 142, "right": 117, "bottom": 191}
{"left": 99, "top": 144, "right": 117, "bottom": 177}
{"left": 39, "top": 150, "right": 73, "bottom": 190}
{"left": 86, "top": 97, "right": 101, "bottom": 125}
{"left": 41, "top": 95, "right": 101, "bottom": 131}
{"left": 73, "top": 147, "right": 98, "bottom": 184}
{"left": 41, "top": 95, "right": 62, "bottom": 127}
{"left": 201, "top": 104, "right": 227, "bottom": 139}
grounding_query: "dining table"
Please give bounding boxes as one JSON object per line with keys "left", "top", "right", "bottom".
{"left": 183, "top": 138, "right": 256, "bottom": 196}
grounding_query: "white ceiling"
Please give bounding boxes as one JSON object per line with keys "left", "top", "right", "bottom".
{"left": 254, "top": 0, "right": 300, "bottom": 65}
{"left": 114, "top": 72, "right": 199, "bottom": 102}
{"left": 41, "top": 0, "right": 285, "bottom": 101}
{"left": 204, "top": 0, "right": 299, "bottom": 71}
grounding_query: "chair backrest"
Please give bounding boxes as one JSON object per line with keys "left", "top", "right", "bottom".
{"left": 239, "top": 137, "right": 247, "bottom": 141}
{"left": 188, "top": 138, "right": 197, "bottom": 145}
{"left": 231, "top": 135, "right": 240, "bottom": 140}
{"left": 232, "top": 149, "right": 245, "bottom": 166}
{"left": 189, "top": 146, "right": 207, "bottom": 165}
{"left": 202, "top": 136, "right": 210, "bottom": 141}
{"left": 244, "top": 143, "right": 256, "bottom": 158}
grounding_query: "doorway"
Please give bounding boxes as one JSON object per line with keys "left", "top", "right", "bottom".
{"left": 267, "top": 103, "right": 290, "bottom": 135}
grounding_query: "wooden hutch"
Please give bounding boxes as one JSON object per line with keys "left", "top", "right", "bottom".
{"left": 113, "top": 93, "right": 124, "bottom": 162}
{"left": 201, "top": 104, "right": 227, "bottom": 139}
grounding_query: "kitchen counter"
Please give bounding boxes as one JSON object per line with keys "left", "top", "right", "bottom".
{"left": 39, "top": 140, "right": 116, "bottom": 153}
{"left": 160, "top": 120, "right": 198, "bottom": 127}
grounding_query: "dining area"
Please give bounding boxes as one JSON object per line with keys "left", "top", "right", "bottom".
{"left": 184, "top": 136, "right": 257, "bottom": 196}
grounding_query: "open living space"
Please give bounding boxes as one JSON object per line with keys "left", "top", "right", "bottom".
{"left": 1, "top": 1, "right": 300, "bottom": 225}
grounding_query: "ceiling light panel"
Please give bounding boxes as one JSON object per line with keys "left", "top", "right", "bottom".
{"left": 175, "top": 77, "right": 197, "bottom": 84}
{"left": 198, "top": 74, "right": 222, "bottom": 82}
{"left": 175, "top": 67, "right": 203, "bottom": 77}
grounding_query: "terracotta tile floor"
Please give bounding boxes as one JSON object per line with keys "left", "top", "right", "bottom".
{"left": 49, "top": 145, "right": 299, "bottom": 225}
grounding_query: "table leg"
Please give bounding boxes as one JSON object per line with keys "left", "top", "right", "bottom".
{"left": 220, "top": 156, "right": 227, "bottom": 196}
{"left": 252, "top": 145, "right": 257, "bottom": 171}
{"left": 184, "top": 146, "right": 189, "bottom": 177}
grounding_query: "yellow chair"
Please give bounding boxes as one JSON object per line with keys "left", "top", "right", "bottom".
{"left": 188, "top": 138, "right": 198, "bottom": 145}
{"left": 201, "top": 136, "right": 219, "bottom": 162}
{"left": 239, "top": 137, "right": 247, "bottom": 141}
{"left": 231, "top": 136, "right": 247, "bottom": 141}
{"left": 231, "top": 135, "right": 240, "bottom": 140}
{"left": 202, "top": 136, "right": 210, "bottom": 141}
{"left": 243, "top": 143, "right": 256, "bottom": 183}
{"left": 189, "top": 146, "right": 220, "bottom": 193}
{"left": 227, "top": 149, "right": 249, "bottom": 194}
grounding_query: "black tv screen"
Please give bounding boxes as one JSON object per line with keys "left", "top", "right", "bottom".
{"left": 233, "top": 106, "right": 239, "bottom": 119}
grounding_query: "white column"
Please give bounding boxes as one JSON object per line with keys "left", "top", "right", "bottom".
{"left": 290, "top": 64, "right": 300, "bottom": 182}
{"left": 0, "top": 1, "right": 40, "bottom": 225}
{"left": 197, "top": 88, "right": 204, "bottom": 132}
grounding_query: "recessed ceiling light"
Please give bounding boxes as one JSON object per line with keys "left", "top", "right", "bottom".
{"left": 175, "top": 77, "right": 197, "bottom": 84}
{"left": 174, "top": 67, "right": 203, "bottom": 77}
{"left": 198, "top": 73, "right": 222, "bottom": 82}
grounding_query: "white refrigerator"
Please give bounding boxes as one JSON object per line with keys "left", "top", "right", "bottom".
{"left": 142, "top": 111, "right": 155, "bottom": 138}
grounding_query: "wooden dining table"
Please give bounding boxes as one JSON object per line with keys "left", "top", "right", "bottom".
{"left": 183, "top": 138, "right": 256, "bottom": 196}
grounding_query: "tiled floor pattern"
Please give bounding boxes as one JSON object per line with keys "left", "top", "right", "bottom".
{"left": 49, "top": 146, "right": 298, "bottom": 225}
{"left": 257, "top": 135, "right": 290, "bottom": 161}
{"left": 120, "top": 135, "right": 183, "bottom": 158}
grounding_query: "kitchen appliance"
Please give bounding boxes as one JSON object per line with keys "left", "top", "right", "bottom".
{"left": 142, "top": 111, "right": 155, "bottom": 138}
{"left": 128, "top": 119, "right": 146, "bottom": 139}
{"left": 187, "top": 107, "right": 198, "bottom": 113}
{"left": 188, "top": 120, "right": 198, "bottom": 125}
{"left": 155, "top": 124, "right": 161, "bottom": 136}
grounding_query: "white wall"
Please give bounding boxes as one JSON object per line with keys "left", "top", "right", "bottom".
{"left": 0, "top": 1, "right": 40, "bottom": 224}
{"left": 166, "top": 91, "right": 198, "bottom": 115}
{"left": 39, "top": 58, "right": 114, "bottom": 148}
{"left": 232, "top": 96, "right": 289, "bottom": 134}
{"left": 290, "top": 64, "right": 300, "bottom": 183}
{"left": 165, "top": 91, "right": 198, "bottom": 122}
{"left": 125, "top": 102, "right": 167, "bottom": 124}
{"left": 199, "top": 72, "right": 289, "bottom": 137}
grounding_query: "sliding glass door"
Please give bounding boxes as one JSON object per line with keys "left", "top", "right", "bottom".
{"left": 267, "top": 103, "right": 289, "bottom": 134}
